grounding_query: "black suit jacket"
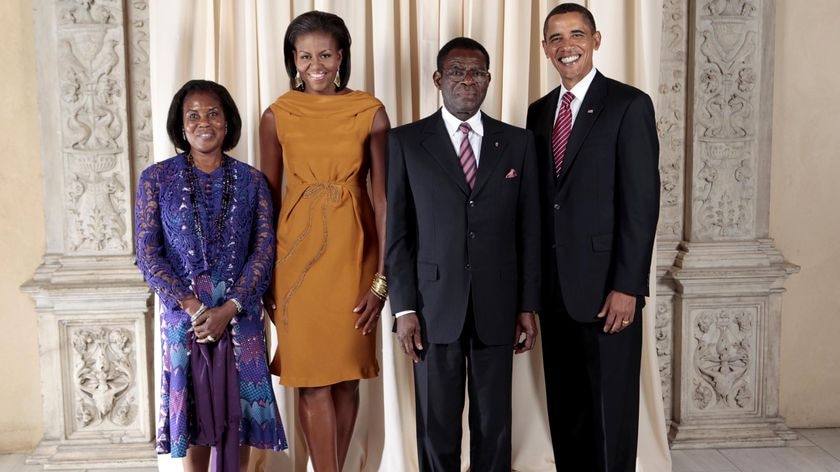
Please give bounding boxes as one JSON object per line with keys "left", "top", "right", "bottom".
{"left": 386, "top": 110, "right": 541, "bottom": 345}
{"left": 526, "top": 71, "right": 660, "bottom": 322}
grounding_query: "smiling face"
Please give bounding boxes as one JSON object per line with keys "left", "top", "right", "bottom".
{"left": 542, "top": 11, "right": 601, "bottom": 90}
{"left": 293, "top": 30, "right": 343, "bottom": 95}
{"left": 182, "top": 90, "right": 226, "bottom": 157}
{"left": 433, "top": 47, "right": 491, "bottom": 121}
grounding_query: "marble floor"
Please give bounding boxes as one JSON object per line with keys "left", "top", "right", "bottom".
{"left": 2, "top": 428, "right": 839, "bottom": 471}
{"left": 670, "top": 428, "right": 840, "bottom": 472}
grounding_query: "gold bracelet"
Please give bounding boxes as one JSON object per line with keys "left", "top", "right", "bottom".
{"left": 370, "top": 272, "right": 388, "bottom": 300}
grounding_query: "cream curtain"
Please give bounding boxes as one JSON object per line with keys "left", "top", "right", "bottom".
{"left": 148, "top": 1, "right": 669, "bottom": 471}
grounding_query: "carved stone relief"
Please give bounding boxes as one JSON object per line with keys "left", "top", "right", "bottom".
{"left": 68, "top": 325, "right": 137, "bottom": 434}
{"left": 691, "top": 0, "right": 760, "bottom": 240}
{"left": 655, "top": 300, "right": 673, "bottom": 421}
{"left": 657, "top": 0, "right": 688, "bottom": 240}
{"left": 57, "top": 0, "right": 132, "bottom": 254}
{"left": 126, "top": 0, "right": 153, "bottom": 176}
{"left": 690, "top": 307, "right": 758, "bottom": 414}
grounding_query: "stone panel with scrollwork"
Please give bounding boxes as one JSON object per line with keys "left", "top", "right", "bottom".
{"left": 691, "top": 1, "right": 761, "bottom": 240}
{"left": 689, "top": 307, "right": 758, "bottom": 415}
{"left": 57, "top": 0, "right": 131, "bottom": 254}
{"left": 66, "top": 324, "right": 139, "bottom": 436}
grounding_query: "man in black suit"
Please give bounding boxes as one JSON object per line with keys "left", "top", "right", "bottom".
{"left": 386, "top": 37, "right": 541, "bottom": 472}
{"left": 526, "top": 4, "right": 660, "bottom": 471}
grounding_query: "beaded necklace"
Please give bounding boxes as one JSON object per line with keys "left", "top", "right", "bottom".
{"left": 185, "top": 152, "right": 234, "bottom": 271}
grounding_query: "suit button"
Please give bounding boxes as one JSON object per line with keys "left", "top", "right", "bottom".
{"left": 551, "top": 243, "right": 556, "bottom": 249}
{"left": 469, "top": 231, "right": 476, "bottom": 239}
{"left": 469, "top": 200, "right": 475, "bottom": 207}
{"left": 465, "top": 263, "right": 472, "bottom": 270}
{"left": 553, "top": 203, "right": 560, "bottom": 210}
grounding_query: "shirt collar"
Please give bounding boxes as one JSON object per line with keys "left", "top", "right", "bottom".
{"left": 441, "top": 106, "right": 484, "bottom": 138}
{"left": 560, "top": 67, "right": 598, "bottom": 102}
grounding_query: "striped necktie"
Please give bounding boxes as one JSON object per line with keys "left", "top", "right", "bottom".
{"left": 458, "top": 122, "right": 477, "bottom": 189}
{"left": 551, "top": 91, "right": 575, "bottom": 176}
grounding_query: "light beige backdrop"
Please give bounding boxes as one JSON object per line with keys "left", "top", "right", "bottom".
{"left": 148, "top": 1, "right": 668, "bottom": 471}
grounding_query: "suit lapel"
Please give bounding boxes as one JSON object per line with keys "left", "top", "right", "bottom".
{"left": 421, "top": 111, "right": 471, "bottom": 196}
{"left": 472, "top": 113, "right": 506, "bottom": 197}
{"left": 540, "top": 87, "right": 562, "bottom": 147}
{"left": 556, "top": 71, "right": 606, "bottom": 186}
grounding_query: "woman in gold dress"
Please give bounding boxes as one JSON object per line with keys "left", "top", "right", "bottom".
{"left": 259, "top": 11, "right": 390, "bottom": 472}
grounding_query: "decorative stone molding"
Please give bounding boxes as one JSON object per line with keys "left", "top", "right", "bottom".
{"left": 655, "top": 298, "right": 674, "bottom": 423}
{"left": 24, "top": 0, "right": 155, "bottom": 469}
{"left": 690, "top": 0, "right": 760, "bottom": 241}
{"left": 56, "top": 0, "right": 132, "bottom": 254}
{"left": 126, "top": 0, "right": 153, "bottom": 177}
{"left": 657, "top": 0, "right": 688, "bottom": 241}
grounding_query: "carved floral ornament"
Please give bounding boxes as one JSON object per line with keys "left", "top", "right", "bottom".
{"left": 655, "top": 301, "right": 673, "bottom": 415}
{"left": 692, "top": 309, "right": 755, "bottom": 412}
{"left": 71, "top": 327, "right": 136, "bottom": 428}
{"left": 691, "top": 4, "right": 761, "bottom": 240}
{"left": 55, "top": 0, "right": 131, "bottom": 253}
{"left": 702, "top": 0, "right": 757, "bottom": 17}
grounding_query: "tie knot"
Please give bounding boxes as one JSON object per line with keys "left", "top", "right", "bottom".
{"left": 458, "top": 122, "right": 472, "bottom": 135}
{"left": 562, "top": 92, "right": 575, "bottom": 106}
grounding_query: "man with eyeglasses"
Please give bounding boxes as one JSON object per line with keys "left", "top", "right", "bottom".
{"left": 386, "top": 37, "right": 541, "bottom": 471}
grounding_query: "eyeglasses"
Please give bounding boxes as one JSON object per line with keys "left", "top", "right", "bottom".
{"left": 443, "top": 67, "right": 490, "bottom": 83}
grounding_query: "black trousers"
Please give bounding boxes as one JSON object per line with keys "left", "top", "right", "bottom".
{"left": 541, "top": 298, "right": 643, "bottom": 472}
{"left": 413, "top": 310, "right": 513, "bottom": 472}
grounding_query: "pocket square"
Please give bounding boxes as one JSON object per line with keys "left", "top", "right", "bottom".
{"left": 505, "top": 168, "right": 518, "bottom": 179}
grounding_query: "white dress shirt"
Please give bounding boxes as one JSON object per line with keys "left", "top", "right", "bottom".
{"left": 440, "top": 106, "right": 484, "bottom": 166}
{"left": 553, "top": 67, "right": 598, "bottom": 127}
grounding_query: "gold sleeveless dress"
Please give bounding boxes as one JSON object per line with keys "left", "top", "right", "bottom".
{"left": 268, "top": 90, "right": 382, "bottom": 387}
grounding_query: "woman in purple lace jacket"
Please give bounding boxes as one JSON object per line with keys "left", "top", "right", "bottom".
{"left": 135, "top": 80, "right": 286, "bottom": 471}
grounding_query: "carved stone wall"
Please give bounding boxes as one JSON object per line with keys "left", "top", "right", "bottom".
{"left": 655, "top": 0, "right": 690, "bottom": 429}
{"left": 24, "top": 0, "right": 155, "bottom": 468}
{"left": 661, "top": 0, "right": 799, "bottom": 449}
{"left": 657, "top": 0, "right": 688, "bottom": 243}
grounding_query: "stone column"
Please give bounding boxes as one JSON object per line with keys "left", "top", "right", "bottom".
{"left": 662, "top": 0, "right": 799, "bottom": 448}
{"left": 22, "top": 0, "right": 156, "bottom": 468}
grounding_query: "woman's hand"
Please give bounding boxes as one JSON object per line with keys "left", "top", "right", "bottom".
{"left": 353, "top": 290, "right": 384, "bottom": 335}
{"left": 192, "top": 301, "right": 238, "bottom": 343}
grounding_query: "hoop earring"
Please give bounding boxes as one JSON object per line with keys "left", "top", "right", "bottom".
{"left": 295, "top": 71, "right": 303, "bottom": 90}
{"left": 334, "top": 71, "right": 341, "bottom": 88}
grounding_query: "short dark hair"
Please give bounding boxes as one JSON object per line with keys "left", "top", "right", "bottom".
{"left": 436, "top": 37, "right": 490, "bottom": 72}
{"left": 543, "top": 3, "right": 597, "bottom": 38}
{"left": 166, "top": 79, "right": 242, "bottom": 153}
{"left": 284, "top": 11, "right": 352, "bottom": 91}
